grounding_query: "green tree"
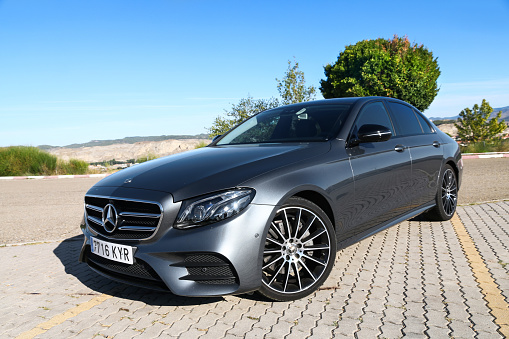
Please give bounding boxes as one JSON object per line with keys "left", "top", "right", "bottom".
{"left": 455, "top": 99, "right": 507, "bottom": 142}
{"left": 209, "top": 59, "right": 315, "bottom": 137}
{"left": 208, "top": 96, "right": 280, "bottom": 138}
{"left": 320, "top": 35, "right": 440, "bottom": 111}
{"left": 276, "top": 58, "right": 316, "bottom": 105}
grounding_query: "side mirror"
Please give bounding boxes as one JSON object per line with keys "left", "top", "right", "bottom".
{"left": 350, "top": 124, "right": 392, "bottom": 146}
{"left": 212, "top": 135, "right": 222, "bottom": 143}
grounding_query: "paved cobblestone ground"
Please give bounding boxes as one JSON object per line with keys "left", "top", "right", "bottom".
{"left": 1, "top": 202, "right": 508, "bottom": 338}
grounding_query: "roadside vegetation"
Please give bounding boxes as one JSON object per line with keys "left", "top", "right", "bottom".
{"left": 194, "top": 141, "right": 209, "bottom": 149}
{"left": 460, "top": 139, "right": 509, "bottom": 153}
{"left": 136, "top": 153, "right": 158, "bottom": 163}
{"left": 432, "top": 119, "right": 456, "bottom": 126}
{"left": 0, "top": 146, "right": 89, "bottom": 176}
{"left": 455, "top": 99, "right": 507, "bottom": 143}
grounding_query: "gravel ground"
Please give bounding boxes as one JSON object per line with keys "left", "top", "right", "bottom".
{"left": 0, "top": 158, "right": 507, "bottom": 245}
{"left": 460, "top": 158, "right": 509, "bottom": 205}
{"left": 0, "top": 178, "right": 101, "bottom": 245}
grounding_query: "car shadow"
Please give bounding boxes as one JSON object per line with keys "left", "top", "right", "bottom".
{"left": 409, "top": 214, "right": 431, "bottom": 222}
{"left": 53, "top": 235, "right": 225, "bottom": 306}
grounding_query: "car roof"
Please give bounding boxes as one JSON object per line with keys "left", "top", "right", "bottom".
{"left": 282, "top": 96, "right": 410, "bottom": 107}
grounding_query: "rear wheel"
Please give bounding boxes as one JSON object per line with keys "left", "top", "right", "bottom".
{"left": 258, "top": 197, "right": 336, "bottom": 301}
{"left": 423, "top": 164, "right": 458, "bottom": 221}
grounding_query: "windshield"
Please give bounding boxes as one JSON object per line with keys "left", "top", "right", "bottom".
{"left": 216, "top": 104, "right": 352, "bottom": 145}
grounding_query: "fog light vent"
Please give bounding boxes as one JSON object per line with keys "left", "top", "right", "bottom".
{"left": 172, "top": 254, "right": 238, "bottom": 285}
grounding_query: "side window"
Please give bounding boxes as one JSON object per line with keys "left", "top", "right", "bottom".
{"left": 387, "top": 102, "right": 423, "bottom": 136}
{"left": 414, "top": 110, "right": 434, "bottom": 134}
{"left": 352, "top": 102, "right": 394, "bottom": 138}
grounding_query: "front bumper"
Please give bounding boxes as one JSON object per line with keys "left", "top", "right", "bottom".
{"left": 79, "top": 186, "right": 275, "bottom": 297}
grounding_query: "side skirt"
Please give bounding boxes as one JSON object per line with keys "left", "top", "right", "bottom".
{"left": 336, "top": 202, "right": 435, "bottom": 251}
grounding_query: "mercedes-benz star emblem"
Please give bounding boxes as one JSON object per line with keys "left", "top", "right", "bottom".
{"left": 102, "top": 204, "right": 118, "bottom": 233}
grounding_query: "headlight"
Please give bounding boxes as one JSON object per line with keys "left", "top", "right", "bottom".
{"left": 174, "top": 189, "right": 255, "bottom": 229}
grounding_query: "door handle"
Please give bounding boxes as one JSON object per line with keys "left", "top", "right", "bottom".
{"left": 433, "top": 141, "right": 441, "bottom": 148}
{"left": 394, "top": 145, "right": 405, "bottom": 152}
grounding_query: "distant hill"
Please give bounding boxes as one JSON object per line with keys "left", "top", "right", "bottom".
{"left": 38, "top": 133, "right": 209, "bottom": 150}
{"left": 430, "top": 106, "right": 509, "bottom": 122}
{"left": 45, "top": 137, "right": 210, "bottom": 163}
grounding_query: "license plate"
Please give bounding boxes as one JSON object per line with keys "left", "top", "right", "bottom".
{"left": 90, "top": 237, "right": 134, "bottom": 265}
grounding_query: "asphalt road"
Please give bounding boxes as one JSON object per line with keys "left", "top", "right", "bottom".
{"left": 0, "top": 158, "right": 507, "bottom": 245}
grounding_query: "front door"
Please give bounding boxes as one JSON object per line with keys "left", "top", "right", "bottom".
{"left": 347, "top": 101, "right": 413, "bottom": 238}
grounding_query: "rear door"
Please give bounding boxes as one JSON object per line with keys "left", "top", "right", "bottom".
{"left": 386, "top": 101, "right": 443, "bottom": 208}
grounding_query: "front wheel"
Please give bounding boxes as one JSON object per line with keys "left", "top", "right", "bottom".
{"left": 423, "top": 164, "right": 458, "bottom": 221}
{"left": 258, "top": 197, "right": 336, "bottom": 301}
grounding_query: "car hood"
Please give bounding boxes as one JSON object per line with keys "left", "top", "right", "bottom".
{"left": 91, "top": 143, "right": 331, "bottom": 202}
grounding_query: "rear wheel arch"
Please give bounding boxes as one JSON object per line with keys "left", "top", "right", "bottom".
{"left": 446, "top": 160, "right": 459, "bottom": 182}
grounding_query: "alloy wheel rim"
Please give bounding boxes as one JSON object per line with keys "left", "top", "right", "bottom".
{"left": 262, "top": 206, "right": 331, "bottom": 294}
{"left": 441, "top": 169, "right": 457, "bottom": 216}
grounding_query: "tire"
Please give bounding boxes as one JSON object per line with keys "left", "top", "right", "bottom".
{"left": 258, "top": 197, "right": 336, "bottom": 301}
{"left": 423, "top": 164, "right": 458, "bottom": 221}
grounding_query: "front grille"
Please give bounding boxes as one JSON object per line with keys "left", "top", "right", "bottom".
{"left": 172, "top": 254, "right": 238, "bottom": 285}
{"left": 85, "top": 195, "right": 162, "bottom": 240}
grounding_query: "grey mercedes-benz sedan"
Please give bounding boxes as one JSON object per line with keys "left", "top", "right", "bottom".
{"left": 79, "top": 97, "right": 462, "bottom": 301}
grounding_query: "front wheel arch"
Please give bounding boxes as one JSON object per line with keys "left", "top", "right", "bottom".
{"left": 258, "top": 196, "right": 337, "bottom": 301}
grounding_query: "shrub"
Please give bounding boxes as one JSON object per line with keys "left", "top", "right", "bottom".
{"left": 320, "top": 35, "right": 440, "bottom": 111}
{"left": 137, "top": 153, "right": 158, "bottom": 163}
{"left": 0, "top": 146, "right": 91, "bottom": 176}
{"left": 0, "top": 146, "right": 57, "bottom": 176}
{"left": 194, "top": 141, "right": 209, "bottom": 149}
{"left": 57, "top": 158, "right": 89, "bottom": 175}
{"left": 460, "top": 139, "right": 509, "bottom": 153}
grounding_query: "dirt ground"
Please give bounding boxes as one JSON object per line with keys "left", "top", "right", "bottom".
{"left": 0, "top": 158, "right": 507, "bottom": 245}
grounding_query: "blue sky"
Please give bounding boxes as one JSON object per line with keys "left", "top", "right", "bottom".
{"left": 1, "top": 0, "right": 508, "bottom": 147}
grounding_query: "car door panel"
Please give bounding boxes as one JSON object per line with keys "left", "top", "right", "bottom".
{"left": 406, "top": 134, "right": 443, "bottom": 207}
{"left": 347, "top": 138, "right": 412, "bottom": 237}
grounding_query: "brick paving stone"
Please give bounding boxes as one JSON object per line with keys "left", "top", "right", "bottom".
{"left": 402, "top": 315, "right": 427, "bottom": 335}
{"left": 264, "top": 320, "right": 293, "bottom": 338}
{"left": 196, "top": 321, "right": 231, "bottom": 339}
{"left": 357, "top": 310, "right": 382, "bottom": 332}
{"left": 449, "top": 319, "right": 477, "bottom": 338}
{"left": 469, "top": 312, "right": 500, "bottom": 334}
{"left": 288, "top": 314, "right": 317, "bottom": 336}
{"left": 191, "top": 312, "right": 223, "bottom": 331}
{"left": 331, "top": 317, "right": 360, "bottom": 337}
{"left": 164, "top": 317, "right": 194, "bottom": 337}
{"left": 425, "top": 326, "right": 450, "bottom": 338}
{"left": 140, "top": 321, "right": 172, "bottom": 339}
{"left": 356, "top": 327, "right": 380, "bottom": 338}
{"left": 2, "top": 203, "right": 509, "bottom": 338}
{"left": 243, "top": 327, "right": 267, "bottom": 338}
{"left": 225, "top": 316, "right": 258, "bottom": 337}
{"left": 178, "top": 327, "right": 209, "bottom": 339}
{"left": 476, "top": 330, "right": 504, "bottom": 339}
{"left": 379, "top": 322, "right": 404, "bottom": 338}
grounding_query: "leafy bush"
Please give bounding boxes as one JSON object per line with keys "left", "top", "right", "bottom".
{"left": 320, "top": 35, "right": 440, "bottom": 111}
